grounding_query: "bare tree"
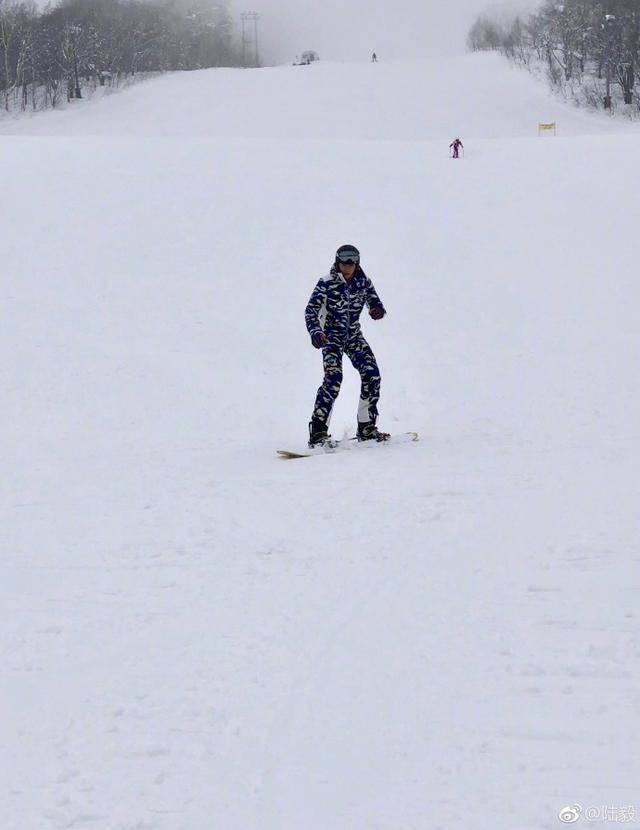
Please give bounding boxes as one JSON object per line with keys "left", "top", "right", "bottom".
{"left": 469, "top": 0, "right": 640, "bottom": 113}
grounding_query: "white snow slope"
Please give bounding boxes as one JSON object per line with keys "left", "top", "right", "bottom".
{"left": 2, "top": 53, "right": 639, "bottom": 830}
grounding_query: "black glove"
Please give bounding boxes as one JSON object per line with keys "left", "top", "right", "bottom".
{"left": 369, "top": 305, "right": 386, "bottom": 320}
{"left": 311, "top": 331, "right": 328, "bottom": 348}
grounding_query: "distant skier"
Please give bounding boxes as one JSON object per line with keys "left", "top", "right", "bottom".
{"left": 371, "top": 52, "right": 378, "bottom": 62}
{"left": 305, "top": 244, "right": 388, "bottom": 447}
{"left": 450, "top": 137, "right": 464, "bottom": 159}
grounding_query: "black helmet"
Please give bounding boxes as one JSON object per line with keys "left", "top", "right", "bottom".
{"left": 335, "top": 244, "right": 360, "bottom": 266}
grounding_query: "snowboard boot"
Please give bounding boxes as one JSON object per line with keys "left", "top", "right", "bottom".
{"left": 357, "top": 420, "right": 390, "bottom": 442}
{"left": 308, "top": 418, "right": 332, "bottom": 448}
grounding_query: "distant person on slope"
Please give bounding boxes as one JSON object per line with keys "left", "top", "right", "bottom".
{"left": 450, "top": 137, "right": 464, "bottom": 159}
{"left": 305, "top": 244, "right": 388, "bottom": 448}
{"left": 371, "top": 52, "right": 378, "bottom": 62}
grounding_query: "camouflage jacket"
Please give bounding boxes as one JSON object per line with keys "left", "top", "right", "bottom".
{"left": 304, "top": 265, "right": 384, "bottom": 349}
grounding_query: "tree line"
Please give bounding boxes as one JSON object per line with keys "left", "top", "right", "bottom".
{"left": 468, "top": 0, "right": 640, "bottom": 113}
{"left": 0, "top": 0, "right": 240, "bottom": 113}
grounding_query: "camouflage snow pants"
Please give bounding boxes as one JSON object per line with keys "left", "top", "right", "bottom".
{"left": 312, "top": 336, "right": 381, "bottom": 426}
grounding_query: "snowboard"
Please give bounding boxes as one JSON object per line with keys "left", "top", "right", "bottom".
{"left": 277, "top": 431, "right": 419, "bottom": 459}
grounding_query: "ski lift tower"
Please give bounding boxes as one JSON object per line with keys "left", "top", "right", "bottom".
{"left": 241, "top": 11, "right": 260, "bottom": 68}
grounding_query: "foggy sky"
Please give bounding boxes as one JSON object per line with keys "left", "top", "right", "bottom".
{"left": 227, "top": 0, "right": 539, "bottom": 65}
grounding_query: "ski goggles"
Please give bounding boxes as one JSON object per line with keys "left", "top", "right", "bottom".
{"left": 336, "top": 250, "right": 360, "bottom": 264}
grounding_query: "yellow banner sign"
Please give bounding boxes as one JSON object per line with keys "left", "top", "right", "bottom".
{"left": 538, "top": 122, "right": 557, "bottom": 134}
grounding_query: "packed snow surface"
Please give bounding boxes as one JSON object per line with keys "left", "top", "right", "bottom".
{"left": 2, "top": 53, "right": 639, "bottom": 830}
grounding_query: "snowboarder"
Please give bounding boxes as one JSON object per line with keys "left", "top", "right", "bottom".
{"left": 371, "top": 52, "right": 378, "bottom": 62}
{"left": 450, "top": 137, "right": 464, "bottom": 158}
{"left": 305, "top": 244, "right": 388, "bottom": 448}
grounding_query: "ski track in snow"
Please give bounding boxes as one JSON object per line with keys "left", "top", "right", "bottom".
{"left": 2, "top": 53, "right": 639, "bottom": 829}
